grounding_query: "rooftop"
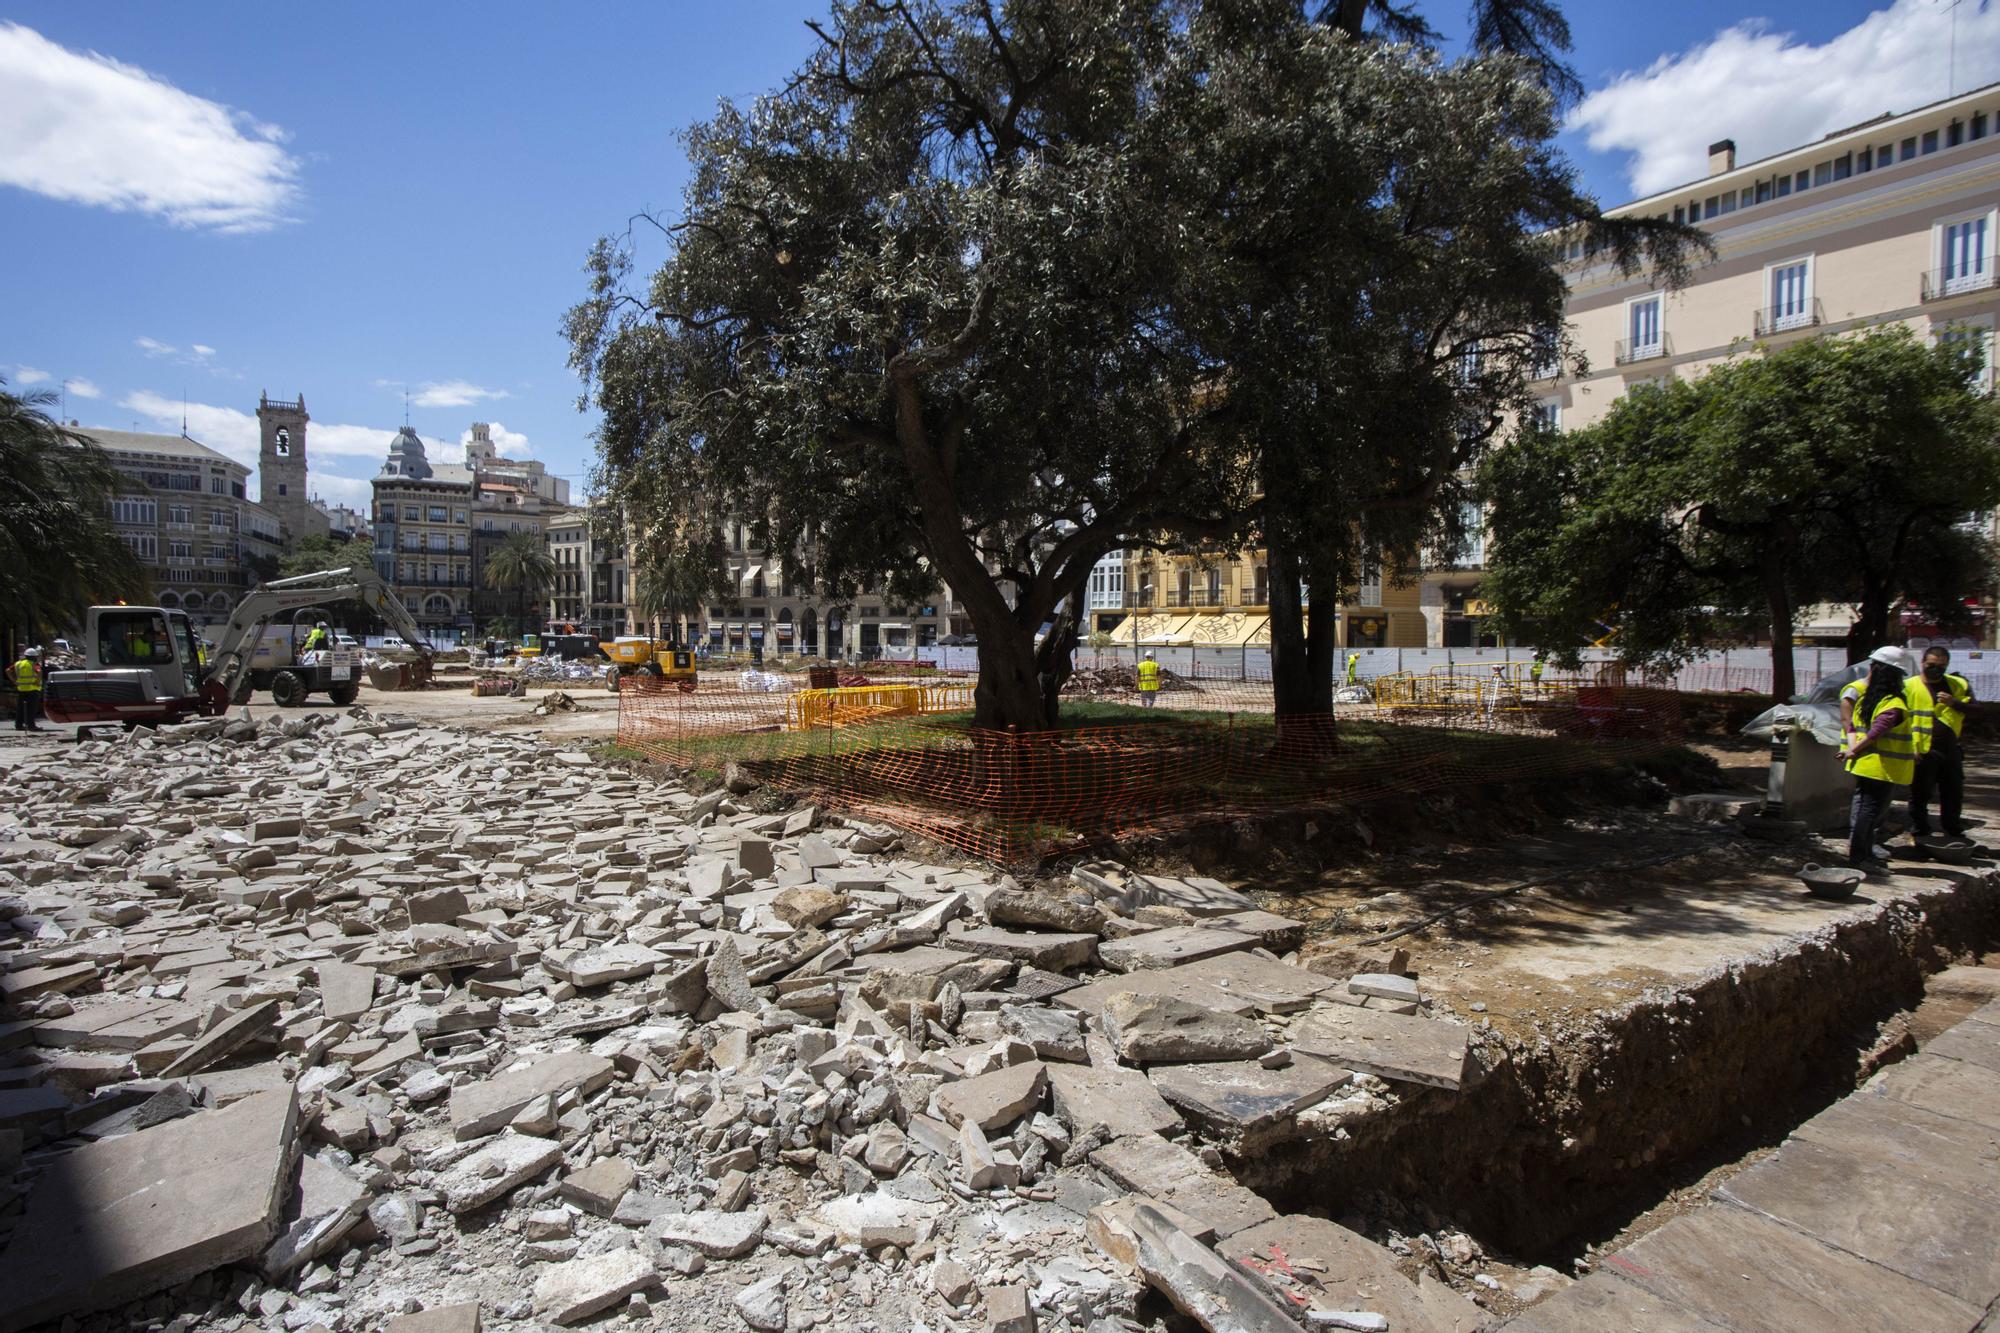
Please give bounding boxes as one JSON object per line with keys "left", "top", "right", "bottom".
{"left": 77, "top": 427, "right": 247, "bottom": 474}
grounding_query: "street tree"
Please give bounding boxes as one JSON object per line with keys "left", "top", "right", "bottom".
{"left": 0, "top": 381, "right": 145, "bottom": 643}
{"left": 483, "top": 530, "right": 559, "bottom": 636}
{"left": 1480, "top": 327, "right": 2000, "bottom": 696}
{"left": 278, "top": 533, "right": 375, "bottom": 581}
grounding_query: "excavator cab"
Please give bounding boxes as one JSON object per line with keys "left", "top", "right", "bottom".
{"left": 44, "top": 607, "right": 206, "bottom": 726}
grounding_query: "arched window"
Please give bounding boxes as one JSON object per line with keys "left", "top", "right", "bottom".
{"left": 157, "top": 591, "right": 179, "bottom": 609}
{"left": 209, "top": 592, "right": 232, "bottom": 612}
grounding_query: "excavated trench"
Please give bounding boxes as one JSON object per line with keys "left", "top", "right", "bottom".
{"left": 1226, "top": 867, "right": 2000, "bottom": 1268}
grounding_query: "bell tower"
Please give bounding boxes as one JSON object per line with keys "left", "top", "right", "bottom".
{"left": 257, "top": 392, "right": 310, "bottom": 541}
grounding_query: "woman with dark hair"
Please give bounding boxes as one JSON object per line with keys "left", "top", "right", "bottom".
{"left": 1839, "top": 646, "right": 1917, "bottom": 873}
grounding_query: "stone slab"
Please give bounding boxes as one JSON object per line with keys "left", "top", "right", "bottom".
{"left": 532, "top": 1248, "right": 656, "bottom": 1325}
{"left": 1089, "top": 1134, "right": 1276, "bottom": 1239}
{"left": 1097, "top": 926, "right": 1256, "bottom": 974}
{"left": 31, "top": 998, "right": 199, "bottom": 1052}
{"left": 1201, "top": 909, "right": 1305, "bottom": 951}
{"left": 1864, "top": 1052, "right": 2000, "bottom": 1132}
{"left": 649, "top": 1207, "right": 769, "bottom": 1257}
{"left": 450, "top": 1052, "right": 614, "bottom": 1140}
{"left": 946, "top": 927, "right": 1096, "bottom": 972}
{"left": 1498, "top": 1271, "right": 1724, "bottom": 1332}
{"left": 550, "top": 942, "right": 665, "bottom": 988}
{"left": 1046, "top": 1063, "right": 1182, "bottom": 1139}
{"left": 384, "top": 1305, "right": 483, "bottom": 1333}
{"left": 438, "top": 1133, "right": 563, "bottom": 1214}
{"left": 1791, "top": 1089, "right": 2000, "bottom": 1204}
{"left": 1605, "top": 1202, "right": 1980, "bottom": 1332}
{"left": 158, "top": 999, "right": 279, "bottom": 1078}
{"left": 1125, "top": 1203, "right": 1298, "bottom": 1333}
{"left": 1717, "top": 1135, "right": 2000, "bottom": 1306}
{"left": 262, "top": 1154, "right": 370, "bottom": 1278}
{"left": 0, "top": 1086, "right": 298, "bottom": 1333}
{"left": 1147, "top": 1055, "right": 1351, "bottom": 1135}
{"left": 1222, "top": 1215, "right": 1482, "bottom": 1332}
{"left": 1176, "top": 953, "right": 1343, "bottom": 1013}
{"left": 1290, "top": 1004, "right": 1471, "bottom": 1090}
{"left": 317, "top": 961, "right": 378, "bottom": 1024}
{"left": 1919, "top": 1013, "right": 2000, "bottom": 1074}
{"left": 1081, "top": 871, "right": 1256, "bottom": 918}
{"left": 1054, "top": 969, "right": 1258, "bottom": 1020}
{"left": 933, "top": 1060, "right": 1047, "bottom": 1132}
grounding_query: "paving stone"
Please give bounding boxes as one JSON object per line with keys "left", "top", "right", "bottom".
{"left": 999, "top": 1003, "right": 1086, "bottom": 1061}
{"left": 0, "top": 962, "right": 101, "bottom": 1002}
{"left": 1717, "top": 1134, "right": 2000, "bottom": 1305}
{"left": 262, "top": 1154, "right": 371, "bottom": 1278}
{"left": 383, "top": 1304, "right": 483, "bottom": 1333}
{"left": 933, "top": 1059, "right": 1048, "bottom": 1131}
{"left": 1148, "top": 1055, "right": 1351, "bottom": 1134}
{"left": 813, "top": 1191, "right": 947, "bottom": 1248}
{"left": 1055, "top": 968, "right": 1258, "bottom": 1020}
{"left": 948, "top": 927, "right": 1096, "bottom": 972}
{"left": 317, "top": 961, "right": 378, "bottom": 1024}
{"left": 1348, "top": 972, "right": 1420, "bottom": 1003}
{"left": 983, "top": 1284, "right": 1036, "bottom": 1333}
{"left": 1201, "top": 909, "right": 1305, "bottom": 951}
{"left": 1089, "top": 1134, "right": 1276, "bottom": 1238}
{"left": 1791, "top": 1089, "right": 2000, "bottom": 1204}
{"left": 407, "top": 887, "right": 470, "bottom": 926}
{"left": 647, "top": 1207, "right": 769, "bottom": 1257}
{"left": 772, "top": 886, "right": 847, "bottom": 928}
{"left": 0, "top": 1086, "right": 298, "bottom": 1332}
{"left": 29, "top": 997, "right": 200, "bottom": 1051}
{"left": 1176, "top": 952, "right": 1342, "bottom": 1013}
{"left": 1290, "top": 1003, "right": 1471, "bottom": 1090}
{"left": 449, "top": 1051, "right": 615, "bottom": 1140}
{"left": 532, "top": 1248, "right": 656, "bottom": 1325}
{"left": 1101, "top": 991, "right": 1272, "bottom": 1064}
{"left": 438, "top": 1133, "right": 564, "bottom": 1214}
{"left": 551, "top": 942, "right": 665, "bottom": 988}
{"left": 1098, "top": 926, "right": 1256, "bottom": 974}
{"left": 735, "top": 834, "right": 775, "bottom": 878}
{"left": 1123, "top": 1202, "right": 1298, "bottom": 1333}
{"left": 1863, "top": 1051, "right": 2000, "bottom": 1131}
{"left": 1046, "top": 1063, "right": 1182, "bottom": 1139}
{"left": 559, "top": 1157, "right": 637, "bottom": 1216}
{"left": 984, "top": 887, "right": 1106, "bottom": 936}
{"left": 1221, "top": 1214, "right": 1481, "bottom": 1331}
{"left": 1497, "top": 1271, "right": 1723, "bottom": 1332}
{"left": 156, "top": 999, "right": 279, "bottom": 1079}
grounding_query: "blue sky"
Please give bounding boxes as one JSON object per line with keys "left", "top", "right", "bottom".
{"left": 4, "top": 1, "right": 1998, "bottom": 512}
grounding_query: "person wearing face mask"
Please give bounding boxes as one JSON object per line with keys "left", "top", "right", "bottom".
{"left": 1907, "top": 645, "right": 1974, "bottom": 840}
{"left": 1839, "top": 646, "right": 1918, "bottom": 874}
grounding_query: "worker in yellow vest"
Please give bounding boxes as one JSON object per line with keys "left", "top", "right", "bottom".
{"left": 1839, "top": 646, "right": 1917, "bottom": 873}
{"left": 1345, "top": 652, "right": 1360, "bottom": 685}
{"left": 1136, "top": 651, "right": 1161, "bottom": 709}
{"left": 11, "top": 646, "right": 44, "bottom": 732}
{"left": 1907, "top": 645, "right": 1974, "bottom": 840}
{"left": 1838, "top": 674, "right": 1866, "bottom": 747}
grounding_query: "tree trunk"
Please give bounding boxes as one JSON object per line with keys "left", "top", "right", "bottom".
{"left": 1267, "top": 534, "right": 1338, "bottom": 752}
{"left": 1762, "top": 545, "right": 1796, "bottom": 701}
{"left": 1851, "top": 577, "right": 1895, "bottom": 661}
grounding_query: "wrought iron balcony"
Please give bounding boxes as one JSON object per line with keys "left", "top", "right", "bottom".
{"left": 1754, "top": 298, "right": 1823, "bottom": 337}
{"left": 1614, "top": 333, "right": 1672, "bottom": 365}
{"left": 1922, "top": 265, "right": 1996, "bottom": 302}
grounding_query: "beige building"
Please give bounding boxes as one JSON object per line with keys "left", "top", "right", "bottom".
{"left": 1112, "top": 548, "right": 1428, "bottom": 650}
{"left": 372, "top": 426, "right": 474, "bottom": 638}
{"left": 81, "top": 427, "right": 288, "bottom": 628}
{"left": 1435, "top": 81, "right": 2000, "bottom": 646}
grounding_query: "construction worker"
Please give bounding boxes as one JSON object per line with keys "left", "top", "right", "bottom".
{"left": 11, "top": 647, "right": 43, "bottom": 732}
{"left": 1137, "top": 651, "right": 1161, "bottom": 708}
{"left": 1840, "top": 646, "right": 1918, "bottom": 874}
{"left": 1530, "top": 652, "right": 1546, "bottom": 692}
{"left": 1839, "top": 672, "right": 1866, "bottom": 747}
{"left": 1908, "top": 646, "right": 1975, "bottom": 840}
{"left": 1345, "top": 652, "right": 1360, "bottom": 685}
{"left": 302, "top": 621, "right": 331, "bottom": 656}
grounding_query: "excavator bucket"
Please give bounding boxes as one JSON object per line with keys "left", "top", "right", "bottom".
{"left": 365, "top": 658, "right": 434, "bottom": 691}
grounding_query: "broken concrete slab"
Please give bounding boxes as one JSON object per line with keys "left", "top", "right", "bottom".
{"left": 1177, "top": 951, "right": 1342, "bottom": 1013}
{"left": 999, "top": 1003, "right": 1086, "bottom": 1062}
{"left": 449, "top": 1051, "right": 614, "bottom": 1140}
{"left": 1101, "top": 991, "right": 1272, "bottom": 1065}
{"left": 383, "top": 1305, "right": 483, "bottom": 1333}
{"left": 438, "top": 1133, "right": 564, "bottom": 1214}
{"left": 1089, "top": 1134, "right": 1276, "bottom": 1239}
{"left": 648, "top": 1207, "right": 769, "bottom": 1258}
{"left": 1077, "top": 868, "right": 1257, "bottom": 918}
{"left": 0, "top": 1086, "right": 298, "bottom": 1333}
{"left": 1148, "top": 1055, "right": 1351, "bottom": 1135}
{"left": 1055, "top": 969, "right": 1259, "bottom": 1021}
{"left": 317, "top": 960, "right": 378, "bottom": 1024}
{"left": 813, "top": 1191, "right": 947, "bottom": 1249}
{"left": 1349, "top": 972, "right": 1420, "bottom": 1004}
{"left": 158, "top": 998, "right": 279, "bottom": 1078}
{"left": 262, "top": 1153, "right": 371, "bottom": 1278}
{"left": 985, "top": 887, "right": 1106, "bottom": 936}
{"left": 1098, "top": 926, "right": 1257, "bottom": 974}
{"left": 549, "top": 941, "right": 665, "bottom": 988}
{"left": 1290, "top": 1003, "right": 1471, "bottom": 1090}
{"left": 1123, "top": 1203, "right": 1299, "bottom": 1333}
{"left": 1046, "top": 1063, "right": 1183, "bottom": 1140}
{"left": 933, "top": 1059, "right": 1047, "bottom": 1132}
{"left": 947, "top": 927, "right": 1096, "bottom": 972}
{"left": 560, "top": 1157, "right": 637, "bottom": 1217}
{"left": 1221, "top": 1214, "right": 1482, "bottom": 1332}
{"left": 531, "top": 1248, "right": 656, "bottom": 1325}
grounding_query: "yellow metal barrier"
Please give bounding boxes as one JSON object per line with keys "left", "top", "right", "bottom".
{"left": 787, "top": 682, "right": 976, "bottom": 731}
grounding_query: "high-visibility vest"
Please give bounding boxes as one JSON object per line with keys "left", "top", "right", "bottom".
{"left": 1906, "top": 673, "right": 1972, "bottom": 750}
{"left": 1137, "top": 660, "right": 1161, "bottom": 692}
{"left": 11, "top": 658, "right": 39, "bottom": 693}
{"left": 1345, "top": 655, "right": 1359, "bottom": 684}
{"left": 1846, "top": 692, "right": 1916, "bottom": 785}
{"left": 1839, "top": 680, "right": 1865, "bottom": 733}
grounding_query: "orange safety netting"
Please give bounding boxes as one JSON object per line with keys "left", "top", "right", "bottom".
{"left": 615, "top": 667, "right": 1685, "bottom": 867}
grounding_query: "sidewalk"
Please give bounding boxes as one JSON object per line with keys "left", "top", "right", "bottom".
{"left": 1506, "top": 995, "right": 2000, "bottom": 1330}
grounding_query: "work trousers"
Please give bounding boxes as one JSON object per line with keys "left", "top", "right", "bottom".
{"left": 1910, "top": 733, "right": 1966, "bottom": 837}
{"left": 13, "top": 691, "right": 40, "bottom": 730}
{"left": 1849, "top": 776, "right": 1894, "bottom": 866}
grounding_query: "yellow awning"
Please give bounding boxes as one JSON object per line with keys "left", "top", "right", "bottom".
{"left": 1120, "top": 613, "right": 1192, "bottom": 645}
{"left": 1178, "top": 613, "right": 1268, "bottom": 647}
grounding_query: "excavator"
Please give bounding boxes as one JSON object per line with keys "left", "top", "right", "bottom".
{"left": 45, "top": 568, "right": 437, "bottom": 728}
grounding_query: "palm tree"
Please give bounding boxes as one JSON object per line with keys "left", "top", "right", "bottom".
{"left": 0, "top": 380, "right": 146, "bottom": 645}
{"left": 483, "top": 529, "right": 558, "bottom": 637}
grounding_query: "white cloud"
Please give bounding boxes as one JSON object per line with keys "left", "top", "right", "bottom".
{"left": 9, "top": 364, "right": 50, "bottom": 385}
{"left": 412, "top": 379, "right": 509, "bottom": 409}
{"left": 311, "top": 422, "right": 405, "bottom": 459}
{"left": 0, "top": 22, "right": 299, "bottom": 232}
{"left": 308, "top": 473, "right": 374, "bottom": 509}
{"left": 119, "top": 394, "right": 404, "bottom": 498}
{"left": 464, "top": 421, "right": 534, "bottom": 458}
{"left": 136, "top": 336, "right": 175, "bottom": 357}
{"left": 191, "top": 343, "right": 215, "bottom": 358}
{"left": 1572, "top": 0, "right": 2000, "bottom": 198}
{"left": 65, "top": 377, "right": 102, "bottom": 399}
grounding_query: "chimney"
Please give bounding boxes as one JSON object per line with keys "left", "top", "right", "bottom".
{"left": 1708, "top": 139, "right": 1737, "bottom": 176}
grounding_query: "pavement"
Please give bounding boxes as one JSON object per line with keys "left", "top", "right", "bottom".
{"left": 1504, "top": 991, "right": 2000, "bottom": 1331}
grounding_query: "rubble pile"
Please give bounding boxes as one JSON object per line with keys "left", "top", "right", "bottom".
{"left": 1061, "top": 667, "right": 1194, "bottom": 698}
{"left": 0, "top": 709, "right": 1489, "bottom": 1333}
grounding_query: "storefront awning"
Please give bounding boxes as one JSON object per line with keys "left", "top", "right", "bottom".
{"left": 1122, "top": 613, "right": 1193, "bottom": 645}
{"left": 738, "top": 564, "right": 763, "bottom": 594}
{"left": 1180, "top": 613, "right": 1269, "bottom": 647}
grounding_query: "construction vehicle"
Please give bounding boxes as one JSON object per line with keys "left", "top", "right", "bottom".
{"left": 45, "top": 568, "right": 437, "bottom": 727}
{"left": 603, "top": 634, "right": 697, "bottom": 692}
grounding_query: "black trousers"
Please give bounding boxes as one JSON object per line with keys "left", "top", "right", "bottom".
{"left": 1850, "top": 776, "right": 1893, "bottom": 865}
{"left": 1910, "top": 734, "right": 1966, "bottom": 837}
{"left": 13, "top": 691, "right": 39, "bottom": 729}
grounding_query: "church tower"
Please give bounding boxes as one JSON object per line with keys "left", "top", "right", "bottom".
{"left": 257, "top": 392, "right": 310, "bottom": 540}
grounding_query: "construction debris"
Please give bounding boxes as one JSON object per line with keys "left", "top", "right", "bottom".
{"left": 0, "top": 705, "right": 1485, "bottom": 1332}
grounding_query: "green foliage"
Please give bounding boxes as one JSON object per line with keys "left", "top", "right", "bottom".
{"left": 278, "top": 533, "right": 375, "bottom": 581}
{"left": 1481, "top": 327, "right": 2000, "bottom": 683}
{"left": 0, "top": 380, "right": 147, "bottom": 639}
{"left": 483, "top": 530, "right": 557, "bottom": 598}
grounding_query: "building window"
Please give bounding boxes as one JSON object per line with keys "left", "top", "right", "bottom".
{"left": 1776, "top": 174, "right": 1792, "bottom": 198}
{"left": 1857, "top": 147, "right": 1872, "bottom": 174}
{"left": 1795, "top": 169, "right": 1810, "bottom": 192}
{"left": 1902, "top": 136, "right": 1918, "bottom": 161}
{"left": 1531, "top": 399, "right": 1561, "bottom": 430}
{"left": 211, "top": 477, "right": 225, "bottom": 495}
{"left": 1755, "top": 179, "right": 1773, "bottom": 203}
{"left": 454, "top": 509, "right": 467, "bottom": 524}
{"left": 1702, "top": 195, "right": 1718, "bottom": 220}
{"left": 121, "top": 533, "right": 157, "bottom": 560}
{"left": 1625, "top": 295, "right": 1663, "bottom": 361}
{"left": 167, "top": 504, "right": 190, "bottom": 525}
{"left": 1939, "top": 213, "right": 1992, "bottom": 293}
{"left": 1766, "top": 257, "right": 1814, "bottom": 332}
{"left": 405, "top": 505, "right": 420, "bottom": 521}
{"left": 1719, "top": 192, "right": 1736, "bottom": 215}
{"left": 1456, "top": 502, "right": 1485, "bottom": 568}
{"left": 1973, "top": 113, "right": 1989, "bottom": 142}
{"left": 1936, "top": 317, "right": 1996, "bottom": 394}
{"left": 428, "top": 506, "right": 448, "bottom": 523}
{"left": 1831, "top": 153, "right": 1851, "bottom": 181}
{"left": 1923, "top": 129, "right": 1939, "bottom": 155}
{"left": 1949, "top": 120, "right": 1964, "bottom": 148}
{"left": 111, "top": 497, "right": 157, "bottom": 526}
{"left": 428, "top": 533, "right": 446, "bottom": 552}
{"left": 169, "top": 540, "right": 192, "bottom": 561}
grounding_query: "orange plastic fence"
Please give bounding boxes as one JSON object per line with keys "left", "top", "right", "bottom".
{"left": 616, "top": 674, "right": 1685, "bottom": 866}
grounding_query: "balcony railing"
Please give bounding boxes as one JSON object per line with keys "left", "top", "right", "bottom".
{"left": 1614, "top": 333, "right": 1672, "bottom": 365}
{"left": 1754, "top": 298, "right": 1823, "bottom": 337}
{"left": 1164, "top": 590, "right": 1234, "bottom": 607}
{"left": 1922, "top": 265, "right": 1996, "bottom": 302}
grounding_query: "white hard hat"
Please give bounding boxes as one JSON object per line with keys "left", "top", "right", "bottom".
{"left": 1868, "top": 645, "right": 1914, "bottom": 672}
{"left": 317, "top": 621, "right": 329, "bottom": 628}
{"left": 1144, "top": 651, "right": 1156, "bottom": 659}
{"left": 23, "top": 647, "right": 40, "bottom": 657}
